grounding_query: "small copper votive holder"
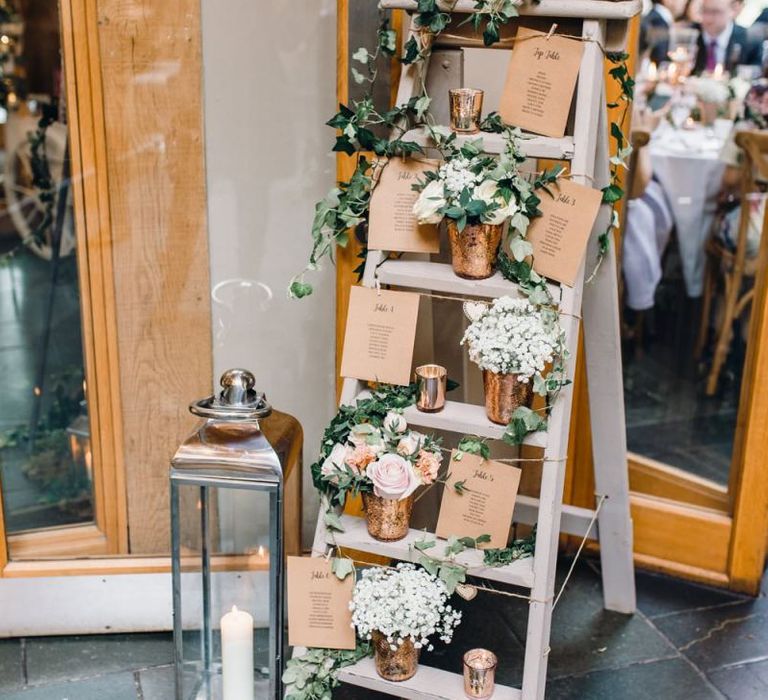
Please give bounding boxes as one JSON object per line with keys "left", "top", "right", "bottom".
{"left": 415, "top": 364, "right": 447, "bottom": 413}
{"left": 449, "top": 88, "right": 484, "bottom": 134}
{"left": 463, "top": 648, "right": 497, "bottom": 698}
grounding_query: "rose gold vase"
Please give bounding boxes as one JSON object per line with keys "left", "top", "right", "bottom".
{"left": 372, "top": 632, "right": 420, "bottom": 682}
{"left": 447, "top": 220, "right": 503, "bottom": 280}
{"left": 700, "top": 101, "right": 718, "bottom": 126}
{"left": 363, "top": 493, "right": 414, "bottom": 541}
{"left": 483, "top": 370, "right": 533, "bottom": 425}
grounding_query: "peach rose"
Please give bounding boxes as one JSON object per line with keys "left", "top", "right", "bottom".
{"left": 415, "top": 449, "right": 441, "bottom": 485}
{"left": 346, "top": 444, "right": 378, "bottom": 472}
{"left": 366, "top": 453, "right": 420, "bottom": 500}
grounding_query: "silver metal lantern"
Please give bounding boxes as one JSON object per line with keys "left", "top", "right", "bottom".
{"left": 171, "top": 369, "right": 284, "bottom": 700}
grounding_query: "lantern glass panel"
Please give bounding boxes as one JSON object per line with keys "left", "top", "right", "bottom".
{"left": 174, "top": 481, "right": 274, "bottom": 700}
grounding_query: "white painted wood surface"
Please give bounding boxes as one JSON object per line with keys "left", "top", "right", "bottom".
{"left": 338, "top": 658, "right": 522, "bottom": 699}
{"left": 403, "top": 126, "right": 575, "bottom": 160}
{"left": 380, "top": 0, "right": 642, "bottom": 20}
{"left": 331, "top": 514, "right": 536, "bottom": 588}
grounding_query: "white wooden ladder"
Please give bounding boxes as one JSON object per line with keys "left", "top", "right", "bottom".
{"left": 309, "top": 2, "right": 640, "bottom": 698}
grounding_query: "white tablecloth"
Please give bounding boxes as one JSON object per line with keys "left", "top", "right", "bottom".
{"left": 649, "top": 123, "right": 728, "bottom": 297}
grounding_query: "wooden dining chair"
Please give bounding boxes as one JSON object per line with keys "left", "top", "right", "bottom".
{"left": 697, "top": 131, "right": 768, "bottom": 396}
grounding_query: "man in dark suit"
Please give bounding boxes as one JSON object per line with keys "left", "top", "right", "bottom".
{"left": 692, "top": 0, "right": 761, "bottom": 74}
{"left": 641, "top": 0, "right": 687, "bottom": 64}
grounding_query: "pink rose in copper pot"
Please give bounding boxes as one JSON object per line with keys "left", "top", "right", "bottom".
{"left": 366, "top": 453, "right": 420, "bottom": 500}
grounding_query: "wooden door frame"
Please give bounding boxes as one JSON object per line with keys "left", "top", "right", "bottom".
{"left": 0, "top": 0, "right": 127, "bottom": 570}
{"left": 333, "top": 6, "right": 768, "bottom": 594}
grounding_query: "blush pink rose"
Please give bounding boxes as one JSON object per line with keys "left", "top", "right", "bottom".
{"left": 366, "top": 453, "right": 420, "bottom": 500}
{"left": 415, "top": 449, "right": 441, "bottom": 485}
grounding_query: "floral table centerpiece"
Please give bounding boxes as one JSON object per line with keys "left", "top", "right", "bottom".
{"left": 320, "top": 411, "right": 442, "bottom": 541}
{"left": 412, "top": 129, "right": 533, "bottom": 280}
{"left": 462, "top": 297, "right": 562, "bottom": 425}
{"left": 350, "top": 563, "right": 462, "bottom": 681}
{"left": 690, "top": 76, "right": 730, "bottom": 126}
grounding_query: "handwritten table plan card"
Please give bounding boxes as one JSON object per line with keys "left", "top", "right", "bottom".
{"left": 287, "top": 556, "right": 356, "bottom": 650}
{"left": 499, "top": 27, "right": 585, "bottom": 138}
{"left": 436, "top": 451, "right": 522, "bottom": 548}
{"left": 526, "top": 178, "right": 603, "bottom": 286}
{"left": 340, "top": 286, "right": 420, "bottom": 386}
{"left": 368, "top": 157, "right": 440, "bottom": 253}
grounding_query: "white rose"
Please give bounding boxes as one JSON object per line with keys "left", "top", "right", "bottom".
{"left": 383, "top": 411, "right": 407, "bottom": 434}
{"left": 475, "top": 180, "right": 518, "bottom": 225}
{"left": 349, "top": 424, "right": 385, "bottom": 455}
{"left": 396, "top": 431, "right": 424, "bottom": 456}
{"left": 321, "top": 442, "right": 350, "bottom": 483}
{"left": 366, "top": 453, "right": 421, "bottom": 500}
{"left": 413, "top": 180, "right": 445, "bottom": 224}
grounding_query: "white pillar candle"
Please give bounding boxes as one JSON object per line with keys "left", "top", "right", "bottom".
{"left": 221, "top": 605, "right": 254, "bottom": 700}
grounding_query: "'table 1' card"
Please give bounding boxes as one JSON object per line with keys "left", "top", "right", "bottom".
{"left": 340, "top": 286, "right": 421, "bottom": 386}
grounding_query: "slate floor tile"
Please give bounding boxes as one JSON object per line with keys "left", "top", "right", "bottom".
{"left": 501, "top": 561, "right": 678, "bottom": 679}
{"left": 3, "top": 671, "right": 137, "bottom": 700}
{"left": 652, "top": 597, "right": 768, "bottom": 671}
{"left": 546, "top": 657, "right": 722, "bottom": 700}
{"left": 634, "top": 569, "right": 747, "bottom": 619}
{"left": 0, "top": 638, "right": 22, "bottom": 692}
{"left": 25, "top": 633, "right": 173, "bottom": 685}
{"left": 708, "top": 659, "right": 768, "bottom": 699}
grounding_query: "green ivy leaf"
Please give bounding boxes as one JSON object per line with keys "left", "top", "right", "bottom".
{"left": 289, "top": 280, "right": 313, "bottom": 299}
{"left": 324, "top": 511, "right": 345, "bottom": 533}
{"left": 350, "top": 67, "right": 366, "bottom": 85}
{"left": 330, "top": 557, "right": 355, "bottom": 580}
{"left": 352, "top": 47, "right": 369, "bottom": 64}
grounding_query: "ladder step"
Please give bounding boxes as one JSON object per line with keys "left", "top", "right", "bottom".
{"left": 403, "top": 126, "right": 574, "bottom": 160}
{"left": 379, "top": 0, "right": 642, "bottom": 20}
{"left": 402, "top": 400, "right": 548, "bottom": 448}
{"left": 338, "top": 658, "right": 521, "bottom": 699}
{"left": 377, "top": 260, "right": 564, "bottom": 306}
{"left": 331, "top": 514, "right": 536, "bottom": 588}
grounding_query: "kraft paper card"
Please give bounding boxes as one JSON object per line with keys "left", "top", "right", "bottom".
{"left": 436, "top": 451, "right": 522, "bottom": 548}
{"left": 368, "top": 157, "right": 440, "bottom": 253}
{"left": 499, "top": 27, "right": 585, "bottom": 138}
{"left": 340, "top": 286, "right": 420, "bottom": 386}
{"left": 526, "top": 178, "right": 603, "bottom": 286}
{"left": 287, "top": 556, "right": 356, "bottom": 650}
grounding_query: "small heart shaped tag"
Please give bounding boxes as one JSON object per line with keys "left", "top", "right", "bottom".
{"left": 455, "top": 583, "right": 478, "bottom": 601}
{"left": 463, "top": 301, "right": 487, "bottom": 322}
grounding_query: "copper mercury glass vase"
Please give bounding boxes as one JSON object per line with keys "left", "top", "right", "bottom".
{"left": 372, "top": 632, "right": 420, "bottom": 682}
{"left": 483, "top": 370, "right": 534, "bottom": 425}
{"left": 447, "top": 220, "right": 503, "bottom": 280}
{"left": 363, "top": 493, "right": 414, "bottom": 541}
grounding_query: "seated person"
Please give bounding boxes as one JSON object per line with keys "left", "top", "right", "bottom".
{"left": 641, "top": 0, "right": 687, "bottom": 64}
{"left": 692, "top": 0, "right": 761, "bottom": 74}
{"left": 716, "top": 80, "right": 768, "bottom": 257}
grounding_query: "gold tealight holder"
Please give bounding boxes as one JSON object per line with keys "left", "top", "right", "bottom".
{"left": 463, "top": 648, "right": 497, "bottom": 698}
{"left": 415, "top": 364, "right": 447, "bottom": 413}
{"left": 449, "top": 88, "right": 484, "bottom": 134}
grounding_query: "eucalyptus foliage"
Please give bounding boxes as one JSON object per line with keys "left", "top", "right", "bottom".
{"left": 283, "top": 641, "right": 373, "bottom": 700}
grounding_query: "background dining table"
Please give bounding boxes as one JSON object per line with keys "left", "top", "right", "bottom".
{"left": 648, "top": 120, "right": 731, "bottom": 297}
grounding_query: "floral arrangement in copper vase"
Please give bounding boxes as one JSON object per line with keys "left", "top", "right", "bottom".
{"left": 350, "top": 563, "right": 462, "bottom": 681}
{"left": 462, "top": 297, "right": 564, "bottom": 425}
{"left": 319, "top": 411, "right": 443, "bottom": 541}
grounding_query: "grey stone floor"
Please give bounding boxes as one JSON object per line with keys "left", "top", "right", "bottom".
{"left": 1, "top": 558, "right": 767, "bottom": 699}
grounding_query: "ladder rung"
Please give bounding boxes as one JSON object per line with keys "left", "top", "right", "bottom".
{"left": 376, "top": 259, "right": 565, "bottom": 308}
{"left": 338, "top": 658, "right": 521, "bottom": 700}
{"left": 379, "top": 0, "right": 642, "bottom": 20}
{"left": 330, "top": 514, "right": 536, "bottom": 588}
{"left": 401, "top": 400, "right": 547, "bottom": 448}
{"left": 403, "top": 126, "right": 574, "bottom": 161}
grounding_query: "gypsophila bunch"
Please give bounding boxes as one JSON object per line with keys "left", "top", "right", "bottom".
{"left": 461, "top": 296, "right": 561, "bottom": 381}
{"left": 319, "top": 413, "right": 443, "bottom": 501}
{"left": 412, "top": 128, "right": 534, "bottom": 233}
{"left": 350, "top": 563, "right": 462, "bottom": 651}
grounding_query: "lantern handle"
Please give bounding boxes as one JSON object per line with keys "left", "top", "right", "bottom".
{"left": 189, "top": 368, "right": 273, "bottom": 421}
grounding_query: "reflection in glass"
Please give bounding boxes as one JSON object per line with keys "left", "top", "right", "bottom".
{"left": 0, "top": 0, "right": 93, "bottom": 533}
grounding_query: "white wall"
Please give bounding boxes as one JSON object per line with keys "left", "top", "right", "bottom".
{"left": 201, "top": 0, "right": 337, "bottom": 546}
